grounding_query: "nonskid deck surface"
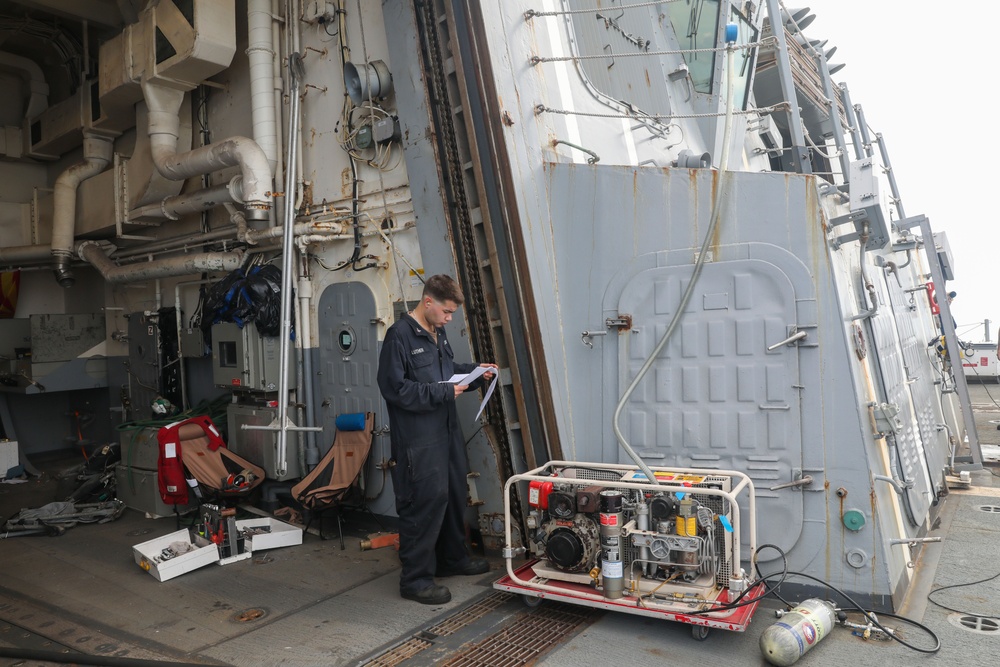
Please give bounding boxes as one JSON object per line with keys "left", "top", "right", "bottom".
{"left": 2, "top": 384, "right": 1000, "bottom": 666}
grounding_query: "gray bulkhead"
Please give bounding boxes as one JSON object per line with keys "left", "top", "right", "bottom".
{"left": 431, "top": 0, "right": 967, "bottom": 607}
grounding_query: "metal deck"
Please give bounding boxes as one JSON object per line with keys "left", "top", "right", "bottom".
{"left": 2, "top": 383, "right": 1000, "bottom": 666}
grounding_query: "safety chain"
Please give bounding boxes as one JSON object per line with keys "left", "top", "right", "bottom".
{"left": 535, "top": 101, "right": 791, "bottom": 121}
{"left": 525, "top": 0, "right": 682, "bottom": 18}
{"left": 531, "top": 37, "right": 775, "bottom": 64}
{"left": 417, "top": 0, "right": 524, "bottom": 530}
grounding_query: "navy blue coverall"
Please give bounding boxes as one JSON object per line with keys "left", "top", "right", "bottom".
{"left": 377, "top": 313, "right": 482, "bottom": 595}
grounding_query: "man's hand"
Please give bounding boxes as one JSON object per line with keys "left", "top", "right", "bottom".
{"left": 479, "top": 362, "right": 499, "bottom": 381}
{"left": 454, "top": 384, "right": 469, "bottom": 397}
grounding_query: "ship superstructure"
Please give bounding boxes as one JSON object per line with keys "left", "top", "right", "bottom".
{"left": 0, "top": 0, "right": 981, "bottom": 611}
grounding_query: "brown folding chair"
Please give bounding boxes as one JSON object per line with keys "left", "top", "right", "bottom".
{"left": 177, "top": 420, "right": 265, "bottom": 503}
{"left": 291, "top": 412, "right": 376, "bottom": 548}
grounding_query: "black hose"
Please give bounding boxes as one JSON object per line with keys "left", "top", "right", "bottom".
{"left": 0, "top": 647, "right": 217, "bottom": 666}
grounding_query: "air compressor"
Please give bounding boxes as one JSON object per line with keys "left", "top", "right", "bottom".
{"left": 496, "top": 461, "right": 765, "bottom": 640}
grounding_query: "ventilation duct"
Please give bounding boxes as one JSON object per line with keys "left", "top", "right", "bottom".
{"left": 51, "top": 132, "right": 114, "bottom": 287}
{"left": 142, "top": 81, "right": 271, "bottom": 221}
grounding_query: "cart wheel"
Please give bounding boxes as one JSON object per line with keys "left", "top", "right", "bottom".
{"left": 691, "top": 625, "right": 710, "bottom": 641}
{"left": 522, "top": 594, "right": 543, "bottom": 609}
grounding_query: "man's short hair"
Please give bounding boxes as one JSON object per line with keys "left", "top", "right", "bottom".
{"left": 423, "top": 274, "right": 464, "bottom": 305}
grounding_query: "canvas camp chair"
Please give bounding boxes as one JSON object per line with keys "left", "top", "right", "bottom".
{"left": 167, "top": 416, "right": 265, "bottom": 505}
{"left": 291, "top": 412, "right": 376, "bottom": 548}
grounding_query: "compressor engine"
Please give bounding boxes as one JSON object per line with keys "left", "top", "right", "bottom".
{"left": 525, "top": 470, "right": 734, "bottom": 594}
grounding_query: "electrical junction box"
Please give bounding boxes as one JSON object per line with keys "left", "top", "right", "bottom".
{"left": 373, "top": 116, "right": 401, "bottom": 144}
{"left": 932, "top": 231, "right": 955, "bottom": 281}
{"left": 180, "top": 327, "right": 206, "bottom": 358}
{"left": 848, "top": 157, "right": 891, "bottom": 250}
{"left": 211, "top": 322, "right": 295, "bottom": 391}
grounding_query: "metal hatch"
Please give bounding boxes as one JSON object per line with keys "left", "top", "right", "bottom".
{"left": 604, "top": 253, "right": 807, "bottom": 552}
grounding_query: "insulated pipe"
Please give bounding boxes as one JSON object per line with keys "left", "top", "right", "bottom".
{"left": 141, "top": 81, "right": 272, "bottom": 221}
{"left": 248, "top": 0, "right": 278, "bottom": 173}
{"left": 244, "top": 221, "right": 350, "bottom": 244}
{"left": 0, "top": 50, "right": 49, "bottom": 119}
{"left": 271, "top": 0, "right": 285, "bottom": 225}
{"left": 51, "top": 132, "right": 113, "bottom": 287}
{"left": 0, "top": 245, "right": 51, "bottom": 265}
{"left": 78, "top": 242, "right": 244, "bottom": 283}
{"left": 130, "top": 180, "right": 242, "bottom": 221}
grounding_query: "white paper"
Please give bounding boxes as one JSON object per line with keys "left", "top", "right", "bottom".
{"left": 474, "top": 374, "right": 499, "bottom": 422}
{"left": 441, "top": 365, "right": 490, "bottom": 385}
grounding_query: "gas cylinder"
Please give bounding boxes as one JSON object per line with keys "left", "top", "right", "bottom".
{"left": 759, "top": 599, "right": 836, "bottom": 666}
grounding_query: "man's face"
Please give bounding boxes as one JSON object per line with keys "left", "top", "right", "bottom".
{"left": 425, "top": 298, "right": 459, "bottom": 328}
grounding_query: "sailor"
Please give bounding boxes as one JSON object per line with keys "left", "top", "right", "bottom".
{"left": 377, "top": 274, "right": 497, "bottom": 605}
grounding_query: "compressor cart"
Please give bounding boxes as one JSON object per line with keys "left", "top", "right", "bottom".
{"left": 494, "top": 461, "right": 765, "bottom": 640}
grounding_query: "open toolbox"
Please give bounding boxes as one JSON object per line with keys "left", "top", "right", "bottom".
{"left": 132, "top": 505, "right": 303, "bottom": 581}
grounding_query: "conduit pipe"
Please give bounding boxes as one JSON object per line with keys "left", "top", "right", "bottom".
{"left": 141, "top": 81, "right": 272, "bottom": 222}
{"left": 78, "top": 241, "right": 244, "bottom": 283}
{"left": 51, "top": 132, "right": 113, "bottom": 287}
{"left": 248, "top": 0, "right": 278, "bottom": 174}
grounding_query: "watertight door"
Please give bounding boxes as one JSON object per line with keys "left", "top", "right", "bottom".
{"left": 607, "top": 254, "right": 807, "bottom": 551}
{"left": 317, "top": 283, "right": 381, "bottom": 453}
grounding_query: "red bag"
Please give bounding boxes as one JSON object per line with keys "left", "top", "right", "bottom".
{"left": 157, "top": 422, "right": 189, "bottom": 505}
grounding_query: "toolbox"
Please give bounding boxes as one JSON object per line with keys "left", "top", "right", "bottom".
{"left": 236, "top": 517, "right": 303, "bottom": 551}
{"left": 132, "top": 528, "right": 219, "bottom": 582}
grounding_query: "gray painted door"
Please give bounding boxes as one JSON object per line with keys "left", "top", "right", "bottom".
{"left": 317, "top": 282, "right": 382, "bottom": 456}
{"left": 606, "top": 257, "right": 805, "bottom": 552}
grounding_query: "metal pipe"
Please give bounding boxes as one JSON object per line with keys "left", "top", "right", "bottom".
{"left": 0, "top": 244, "right": 51, "bottom": 265}
{"left": 113, "top": 228, "right": 238, "bottom": 260}
{"left": 274, "top": 52, "right": 305, "bottom": 477}
{"left": 853, "top": 103, "right": 875, "bottom": 157}
{"left": 763, "top": 0, "right": 812, "bottom": 173}
{"left": 815, "top": 54, "right": 851, "bottom": 183}
{"left": 874, "top": 133, "right": 905, "bottom": 220}
{"left": 78, "top": 241, "right": 244, "bottom": 283}
{"left": 296, "top": 247, "right": 319, "bottom": 468}
{"left": 141, "top": 81, "right": 272, "bottom": 221}
{"left": 51, "top": 132, "right": 113, "bottom": 287}
{"left": 839, "top": 83, "right": 864, "bottom": 161}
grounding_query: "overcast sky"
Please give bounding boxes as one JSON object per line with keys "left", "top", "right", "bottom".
{"left": 784, "top": 1, "right": 996, "bottom": 343}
